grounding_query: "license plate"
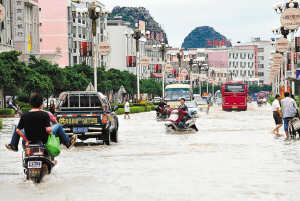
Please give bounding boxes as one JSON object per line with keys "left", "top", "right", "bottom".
{"left": 232, "top": 106, "right": 237, "bottom": 109}
{"left": 73, "top": 127, "right": 88, "bottom": 133}
{"left": 28, "top": 161, "right": 42, "bottom": 168}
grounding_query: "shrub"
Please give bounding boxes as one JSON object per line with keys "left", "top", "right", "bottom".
{"left": 129, "top": 107, "right": 143, "bottom": 113}
{"left": 111, "top": 103, "right": 134, "bottom": 108}
{"left": 0, "top": 118, "right": 2, "bottom": 129}
{"left": 146, "top": 106, "right": 152, "bottom": 111}
{"left": 21, "top": 107, "right": 31, "bottom": 113}
{"left": 0, "top": 108, "right": 14, "bottom": 115}
{"left": 151, "top": 105, "right": 156, "bottom": 110}
{"left": 18, "top": 102, "right": 30, "bottom": 108}
{"left": 115, "top": 108, "right": 125, "bottom": 115}
{"left": 268, "top": 97, "right": 276, "bottom": 105}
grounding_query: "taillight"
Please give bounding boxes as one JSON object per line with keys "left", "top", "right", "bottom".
{"left": 103, "top": 115, "right": 107, "bottom": 124}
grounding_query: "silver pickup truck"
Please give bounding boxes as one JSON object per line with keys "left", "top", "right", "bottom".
{"left": 55, "top": 91, "right": 119, "bottom": 145}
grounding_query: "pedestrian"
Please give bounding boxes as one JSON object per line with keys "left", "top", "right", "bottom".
{"left": 124, "top": 98, "right": 130, "bottom": 119}
{"left": 49, "top": 100, "right": 55, "bottom": 115}
{"left": 281, "top": 91, "right": 299, "bottom": 138}
{"left": 271, "top": 94, "right": 283, "bottom": 134}
{"left": 291, "top": 94, "right": 295, "bottom": 100}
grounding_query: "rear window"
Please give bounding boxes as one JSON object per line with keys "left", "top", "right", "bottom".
{"left": 58, "top": 93, "right": 102, "bottom": 107}
{"left": 225, "top": 85, "right": 245, "bottom": 93}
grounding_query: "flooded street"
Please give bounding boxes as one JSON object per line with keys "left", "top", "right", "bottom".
{"left": 1, "top": 103, "right": 300, "bottom": 201}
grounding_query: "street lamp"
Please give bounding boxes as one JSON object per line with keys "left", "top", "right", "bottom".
{"left": 209, "top": 67, "right": 218, "bottom": 100}
{"left": 77, "top": 2, "right": 111, "bottom": 92}
{"left": 193, "top": 59, "right": 208, "bottom": 96}
{"left": 132, "top": 23, "right": 150, "bottom": 102}
{"left": 124, "top": 30, "right": 134, "bottom": 72}
{"left": 153, "top": 39, "right": 173, "bottom": 100}
{"left": 176, "top": 50, "right": 183, "bottom": 83}
{"left": 272, "top": 1, "right": 300, "bottom": 95}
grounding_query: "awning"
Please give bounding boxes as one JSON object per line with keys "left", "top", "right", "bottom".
{"left": 151, "top": 73, "right": 163, "bottom": 78}
{"left": 72, "top": 2, "right": 83, "bottom": 9}
{"left": 286, "top": 75, "right": 298, "bottom": 82}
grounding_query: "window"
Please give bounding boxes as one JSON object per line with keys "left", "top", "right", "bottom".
{"left": 225, "top": 85, "right": 245, "bottom": 93}
{"left": 240, "top": 53, "right": 242, "bottom": 58}
{"left": 240, "top": 70, "right": 242, "bottom": 75}
{"left": 252, "top": 71, "right": 254, "bottom": 75}
{"left": 258, "top": 72, "right": 264, "bottom": 76}
{"left": 236, "top": 62, "right": 238, "bottom": 67}
{"left": 229, "top": 53, "right": 231, "bottom": 58}
{"left": 40, "top": 38, "right": 42, "bottom": 42}
{"left": 229, "top": 61, "right": 231, "bottom": 67}
{"left": 240, "top": 62, "right": 242, "bottom": 67}
{"left": 252, "top": 62, "right": 254, "bottom": 66}
{"left": 248, "top": 62, "right": 250, "bottom": 67}
{"left": 233, "top": 53, "right": 235, "bottom": 58}
{"left": 248, "top": 70, "right": 250, "bottom": 76}
{"left": 248, "top": 54, "right": 250, "bottom": 59}
{"left": 73, "top": 56, "right": 77, "bottom": 64}
{"left": 244, "top": 62, "right": 246, "bottom": 67}
{"left": 258, "top": 48, "right": 264, "bottom": 52}
{"left": 258, "top": 64, "right": 264, "bottom": 68}
{"left": 39, "top": 8, "right": 41, "bottom": 11}
{"left": 258, "top": 56, "right": 264, "bottom": 60}
{"left": 40, "top": 23, "right": 42, "bottom": 26}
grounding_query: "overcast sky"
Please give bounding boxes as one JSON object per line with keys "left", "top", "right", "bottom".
{"left": 101, "top": 0, "right": 296, "bottom": 47}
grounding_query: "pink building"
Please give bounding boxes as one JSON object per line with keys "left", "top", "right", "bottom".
{"left": 39, "top": 0, "right": 68, "bottom": 67}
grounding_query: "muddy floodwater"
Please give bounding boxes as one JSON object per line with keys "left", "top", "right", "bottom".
{"left": 1, "top": 103, "right": 300, "bottom": 201}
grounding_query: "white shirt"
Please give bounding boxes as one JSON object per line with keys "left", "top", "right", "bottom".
{"left": 272, "top": 99, "right": 280, "bottom": 112}
{"left": 281, "top": 97, "right": 298, "bottom": 118}
{"left": 124, "top": 102, "right": 130, "bottom": 113}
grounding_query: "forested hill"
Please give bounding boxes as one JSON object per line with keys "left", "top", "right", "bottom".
{"left": 108, "top": 6, "right": 168, "bottom": 43}
{"left": 181, "top": 26, "right": 232, "bottom": 49}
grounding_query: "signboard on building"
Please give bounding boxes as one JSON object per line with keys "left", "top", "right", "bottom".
{"left": 98, "top": 42, "right": 111, "bottom": 55}
{"left": 165, "top": 64, "right": 173, "bottom": 72}
{"left": 13, "top": 0, "right": 25, "bottom": 42}
{"left": 139, "top": 20, "right": 145, "bottom": 33}
{"left": 297, "top": 70, "right": 300, "bottom": 81}
{"left": 181, "top": 69, "right": 188, "bottom": 77}
{"left": 206, "top": 39, "right": 231, "bottom": 47}
{"left": 126, "top": 56, "right": 136, "bottom": 67}
{"left": 276, "top": 38, "right": 290, "bottom": 52}
{"left": 140, "top": 56, "right": 150, "bottom": 67}
{"left": 273, "top": 53, "right": 284, "bottom": 64}
{"left": 280, "top": 86, "right": 290, "bottom": 98}
{"left": 281, "top": 8, "right": 300, "bottom": 30}
{"left": 79, "top": 42, "right": 92, "bottom": 57}
{"left": 296, "top": 37, "right": 300, "bottom": 52}
{"left": 287, "top": 52, "right": 298, "bottom": 64}
{"left": 0, "top": 4, "right": 5, "bottom": 23}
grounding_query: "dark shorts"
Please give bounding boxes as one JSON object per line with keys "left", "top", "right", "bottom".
{"left": 125, "top": 112, "right": 129, "bottom": 114}
{"left": 273, "top": 111, "right": 283, "bottom": 125}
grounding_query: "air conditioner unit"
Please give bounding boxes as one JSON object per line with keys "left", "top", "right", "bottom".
{"left": 235, "top": 57, "right": 238, "bottom": 59}
{"left": 250, "top": 57, "right": 253, "bottom": 59}
{"left": 235, "top": 65, "right": 238, "bottom": 68}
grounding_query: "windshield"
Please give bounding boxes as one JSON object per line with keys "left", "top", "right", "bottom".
{"left": 185, "top": 102, "right": 197, "bottom": 108}
{"left": 258, "top": 93, "right": 265, "bottom": 96}
{"left": 225, "top": 84, "right": 245, "bottom": 93}
{"left": 165, "top": 88, "right": 191, "bottom": 101}
{"left": 196, "top": 101, "right": 207, "bottom": 105}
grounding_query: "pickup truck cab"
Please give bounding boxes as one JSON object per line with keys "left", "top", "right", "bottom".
{"left": 55, "top": 91, "right": 119, "bottom": 145}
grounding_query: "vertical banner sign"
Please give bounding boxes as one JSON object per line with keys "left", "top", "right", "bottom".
{"left": 126, "top": 56, "right": 136, "bottom": 67}
{"left": 296, "top": 37, "right": 300, "bottom": 52}
{"left": 79, "top": 42, "right": 92, "bottom": 57}
{"left": 0, "top": 4, "right": 5, "bottom": 23}
{"left": 281, "top": 86, "right": 291, "bottom": 98}
{"left": 139, "top": 20, "right": 145, "bottom": 33}
{"left": 28, "top": 33, "right": 32, "bottom": 52}
{"left": 14, "top": 0, "right": 25, "bottom": 42}
{"left": 296, "top": 70, "right": 300, "bottom": 81}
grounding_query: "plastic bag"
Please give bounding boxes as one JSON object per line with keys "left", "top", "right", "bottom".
{"left": 45, "top": 134, "right": 61, "bottom": 157}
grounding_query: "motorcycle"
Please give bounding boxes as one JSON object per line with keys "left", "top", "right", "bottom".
{"left": 165, "top": 109, "right": 198, "bottom": 132}
{"left": 155, "top": 105, "right": 172, "bottom": 120}
{"left": 23, "top": 143, "right": 56, "bottom": 183}
{"left": 257, "top": 100, "right": 263, "bottom": 107}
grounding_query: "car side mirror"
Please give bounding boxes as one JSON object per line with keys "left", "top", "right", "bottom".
{"left": 113, "top": 105, "right": 119, "bottom": 111}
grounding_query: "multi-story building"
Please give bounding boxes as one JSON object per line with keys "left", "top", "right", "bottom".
{"left": 235, "top": 39, "right": 273, "bottom": 85}
{"left": 39, "top": 0, "right": 107, "bottom": 67}
{"left": 0, "top": 0, "right": 14, "bottom": 53}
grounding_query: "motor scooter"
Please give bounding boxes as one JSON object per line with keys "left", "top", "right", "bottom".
{"left": 165, "top": 109, "right": 198, "bottom": 132}
{"left": 155, "top": 105, "right": 171, "bottom": 120}
{"left": 23, "top": 143, "right": 56, "bottom": 183}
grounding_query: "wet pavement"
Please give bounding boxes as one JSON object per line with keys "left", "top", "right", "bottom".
{"left": 1, "top": 103, "right": 300, "bottom": 201}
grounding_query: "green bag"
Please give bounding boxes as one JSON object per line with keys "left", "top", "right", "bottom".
{"left": 45, "top": 134, "right": 61, "bottom": 157}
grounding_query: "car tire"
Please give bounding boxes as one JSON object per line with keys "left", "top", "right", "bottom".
{"left": 111, "top": 130, "right": 118, "bottom": 143}
{"left": 104, "top": 130, "right": 111, "bottom": 145}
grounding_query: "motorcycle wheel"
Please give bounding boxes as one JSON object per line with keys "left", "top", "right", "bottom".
{"left": 167, "top": 125, "right": 176, "bottom": 132}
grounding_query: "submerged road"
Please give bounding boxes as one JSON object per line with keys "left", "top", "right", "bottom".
{"left": 0, "top": 103, "right": 300, "bottom": 201}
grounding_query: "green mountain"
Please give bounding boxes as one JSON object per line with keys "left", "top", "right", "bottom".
{"left": 181, "top": 26, "right": 232, "bottom": 49}
{"left": 108, "top": 6, "right": 168, "bottom": 44}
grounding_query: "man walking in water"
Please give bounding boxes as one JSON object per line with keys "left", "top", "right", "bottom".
{"left": 271, "top": 94, "right": 283, "bottom": 134}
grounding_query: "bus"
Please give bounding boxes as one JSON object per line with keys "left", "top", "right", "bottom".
{"left": 258, "top": 91, "right": 267, "bottom": 99}
{"left": 165, "top": 83, "right": 193, "bottom": 108}
{"left": 253, "top": 93, "right": 258, "bottom": 101}
{"left": 260, "top": 91, "right": 270, "bottom": 98}
{"left": 222, "top": 81, "right": 247, "bottom": 111}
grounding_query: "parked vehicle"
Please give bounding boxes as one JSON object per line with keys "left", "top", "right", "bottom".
{"left": 222, "top": 81, "right": 247, "bottom": 111}
{"left": 195, "top": 99, "right": 210, "bottom": 113}
{"left": 165, "top": 109, "right": 198, "bottom": 132}
{"left": 55, "top": 91, "right": 119, "bottom": 145}
{"left": 185, "top": 101, "right": 200, "bottom": 118}
{"left": 23, "top": 143, "right": 56, "bottom": 183}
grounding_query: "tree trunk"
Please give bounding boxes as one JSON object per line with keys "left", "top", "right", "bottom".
{"left": 46, "top": 91, "right": 49, "bottom": 108}
{"left": 3, "top": 85, "right": 6, "bottom": 108}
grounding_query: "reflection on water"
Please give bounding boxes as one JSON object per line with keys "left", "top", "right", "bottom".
{"left": 1, "top": 103, "right": 300, "bottom": 200}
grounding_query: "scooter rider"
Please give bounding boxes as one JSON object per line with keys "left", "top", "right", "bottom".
{"left": 158, "top": 98, "right": 167, "bottom": 110}
{"left": 178, "top": 98, "right": 189, "bottom": 117}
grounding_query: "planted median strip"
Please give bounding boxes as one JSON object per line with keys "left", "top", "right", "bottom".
{"left": 112, "top": 103, "right": 157, "bottom": 115}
